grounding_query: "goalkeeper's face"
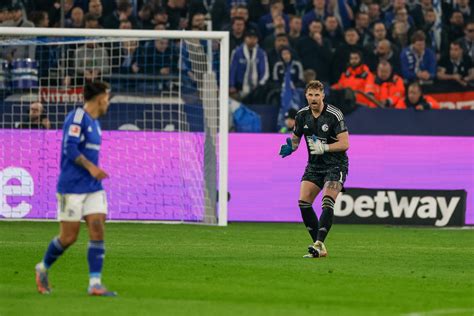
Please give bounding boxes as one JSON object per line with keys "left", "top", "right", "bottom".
{"left": 97, "top": 92, "right": 111, "bottom": 117}
{"left": 306, "top": 88, "right": 324, "bottom": 111}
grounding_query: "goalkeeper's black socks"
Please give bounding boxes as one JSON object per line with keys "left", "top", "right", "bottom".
{"left": 298, "top": 200, "right": 319, "bottom": 242}
{"left": 317, "top": 196, "right": 335, "bottom": 242}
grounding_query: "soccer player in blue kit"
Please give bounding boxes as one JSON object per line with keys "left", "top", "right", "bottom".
{"left": 35, "top": 81, "right": 116, "bottom": 296}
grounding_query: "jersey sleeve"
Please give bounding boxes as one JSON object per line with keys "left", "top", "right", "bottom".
{"left": 63, "top": 109, "right": 86, "bottom": 161}
{"left": 333, "top": 114, "right": 348, "bottom": 135}
{"left": 293, "top": 112, "right": 304, "bottom": 137}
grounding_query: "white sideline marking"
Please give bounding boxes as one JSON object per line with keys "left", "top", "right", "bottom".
{"left": 403, "top": 308, "right": 474, "bottom": 316}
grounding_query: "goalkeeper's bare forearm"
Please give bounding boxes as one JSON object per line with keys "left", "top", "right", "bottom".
{"left": 291, "top": 133, "right": 301, "bottom": 151}
{"left": 327, "top": 131, "right": 349, "bottom": 153}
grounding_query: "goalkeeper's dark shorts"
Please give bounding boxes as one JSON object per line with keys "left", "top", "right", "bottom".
{"left": 301, "top": 164, "right": 348, "bottom": 191}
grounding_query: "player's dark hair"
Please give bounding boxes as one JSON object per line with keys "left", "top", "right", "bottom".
{"left": 84, "top": 81, "right": 110, "bottom": 102}
{"left": 305, "top": 80, "right": 324, "bottom": 94}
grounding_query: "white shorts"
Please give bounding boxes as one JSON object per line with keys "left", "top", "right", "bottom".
{"left": 57, "top": 190, "right": 108, "bottom": 222}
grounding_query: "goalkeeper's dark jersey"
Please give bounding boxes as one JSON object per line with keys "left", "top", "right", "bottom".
{"left": 293, "top": 103, "right": 349, "bottom": 171}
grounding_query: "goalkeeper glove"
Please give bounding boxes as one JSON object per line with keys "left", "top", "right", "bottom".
{"left": 279, "top": 138, "right": 294, "bottom": 158}
{"left": 308, "top": 135, "right": 329, "bottom": 155}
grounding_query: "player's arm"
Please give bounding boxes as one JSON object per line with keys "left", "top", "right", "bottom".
{"left": 64, "top": 121, "right": 108, "bottom": 180}
{"left": 327, "top": 131, "right": 349, "bottom": 152}
{"left": 75, "top": 155, "right": 109, "bottom": 180}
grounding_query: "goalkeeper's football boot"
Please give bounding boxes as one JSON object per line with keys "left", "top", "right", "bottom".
{"left": 88, "top": 284, "right": 117, "bottom": 297}
{"left": 303, "top": 241, "right": 328, "bottom": 258}
{"left": 35, "top": 263, "right": 51, "bottom": 294}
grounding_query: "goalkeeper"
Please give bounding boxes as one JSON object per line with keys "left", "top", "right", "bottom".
{"left": 279, "top": 80, "right": 349, "bottom": 258}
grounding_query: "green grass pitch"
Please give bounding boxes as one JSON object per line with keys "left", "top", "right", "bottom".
{"left": 0, "top": 221, "right": 473, "bottom": 316}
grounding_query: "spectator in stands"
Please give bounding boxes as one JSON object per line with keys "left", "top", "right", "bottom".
{"left": 272, "top": 46, "right": 304, "bottom": 86}
{"left": 391, "top": 7, "right": 416, "bottom": 39}
{"left": 266, "top": 33, "right": 290, "bottom": 71}
{"left": 395, "top": 81, "right": 440, "bottom": 109}
{"left": 331, "top": 28, "right": 363, "bottom": 83}
{"left": 302, "top": 0, "right": 330, "bottom": 35}
{"left": 365, "top": 60, "right": 405, "bottom": 108}
{"left": 189, "top": 12, "right": 206, "bottom": 31}
{"left": 368, "top": 39, "right": 401, "bottom": 75}
{"left": 132, "top": 38, "right": 176, "bottom": 76}
{"left": 391, "top": 21, "right": 411, "bottom": 50}
{"left": 368, "top": 2, "right": 382, "bottom": 26}
{"left": 103, "top": 0, "right": 137, "bottom": 29}
{"left": 332, "top": 50, "right": 374, "bottom": 106}
{"left": 136, "top": 3, "right": 154, "bottom": 29}
{"left": 1, "top": 4, "right": 34, "bottom": 27}
{"left": 447, "top": 11, "right": 465, "bottom": 43}
{"left": 29, "top": 11, "right": 49, "bottom": 27}
{"left": 322, "top": 15, "right": 343, "bottom": 53}
{"left": 188, "top": 0, "right": 229, "bottom": 31}
{"left": 230, "top": 17, "right": 247, "bottom": 54}
{"left": 0, "top": 6, "right": 8, "bottom": 24}
{"left": 355, "top": 12, "right": 371, "bottom": 46}
{"left": 384, "top": 0, "right": 420, "bottom": 30}
{"left": 234, "top": 4, "right": 259, "bottom": 35}
{"left": 297, "top": 21, "right": 333, "bottom": 83}
{"left": 422, "top": 8, "right": 449, "bottom": 59}
{"left": 153, "top": 7, "right": 170, "bottom": 29}
{"left": 84, "top": 13, "right": 101, "bottom": 29}
{"left": 454, "top": 0, "right": 472, "bottom": 21}
{"left": 88, "top": 0, "right": 104, "bottom": 26}
{"left": 258, "top": 0, "right": 289, "bottom": 39}
{"left": 165, "top": 0, "right": 188, "bottom": 30}
{"left": 437, "top": 41, "right": 474, "bottom": 87}
{"left": 229, "top": 28, "right": 269, "bottom": 101}
{"left": 460, "top": 21, "right": 474, "bottom": 63}
{"left": 66, "top": 7, "right": 84, "bottom": 28}
{"left": 263, "top": 15, "right": 286, "bottom": 52}
{"left": 288, "top": 16, "right": 302, "bottom": 48}
{"left": 278, "top": 108, "right": 297, "bottom": 133}
{"left": 17, "top": 102, "right": 51, "bottom": 129}
{"left": 66, "top": 41, "right": 111, "bottom": 86}
{"left": 364, "top": 22, "right": 388, "bottom": 56}
{"left": 48, "top": 0, "right": 74, "bottom": 27}
{"left": 400, "top": 30, "right": 437, "bottom": 83}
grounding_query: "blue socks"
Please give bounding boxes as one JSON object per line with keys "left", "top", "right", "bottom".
{"left": 42, "top": 237, "right": 65, "bottom": 269}
{"left": 88, "top": 240, "right": 105, "bottom": 285}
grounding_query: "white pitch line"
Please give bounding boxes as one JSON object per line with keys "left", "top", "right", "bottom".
{"left": 403, "top": 308, "right": 474, "bottom": 316}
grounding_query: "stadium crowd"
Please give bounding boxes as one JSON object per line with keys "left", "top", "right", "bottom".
{"left": 0, "top": 0, "right": 473, "bottom": 120}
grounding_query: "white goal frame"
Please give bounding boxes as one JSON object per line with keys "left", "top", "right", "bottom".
{"left": 0, "top": 27, "right": 229, "bottom": 226}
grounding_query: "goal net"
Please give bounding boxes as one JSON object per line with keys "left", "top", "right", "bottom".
{"left": 0, "top": 27, "right": 229, "bottom": 226}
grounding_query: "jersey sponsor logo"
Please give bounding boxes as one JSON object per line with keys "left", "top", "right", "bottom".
{"left": 68, "top": 124, "right": 81, "bottom": 137}
{"left": 334, "top": 188, "right": 466, "bottom": 227}
{"left": 322, "top": 124, "right": 329, "bottom": 132}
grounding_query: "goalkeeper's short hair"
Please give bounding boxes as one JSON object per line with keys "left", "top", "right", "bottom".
{"left": 84, "top": 81, "right": 110, "bottom": 102}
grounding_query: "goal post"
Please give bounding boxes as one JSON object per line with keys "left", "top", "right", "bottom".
{"left": 0, "top": 27, "right": 229, "bottom": 226}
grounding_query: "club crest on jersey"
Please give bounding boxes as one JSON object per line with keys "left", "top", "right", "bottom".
{"left": 322, "top": 124, "right": 329, "bottom": 132}
{"left": 68, "top": 124, "right": 81, "bottom": 137}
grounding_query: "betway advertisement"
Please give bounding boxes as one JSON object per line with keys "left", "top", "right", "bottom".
{"left": 334, "top": 188, "right": 466, "bottom": 227}
{"left": 0, "top": 131, "right": 473, "bottom": 226}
